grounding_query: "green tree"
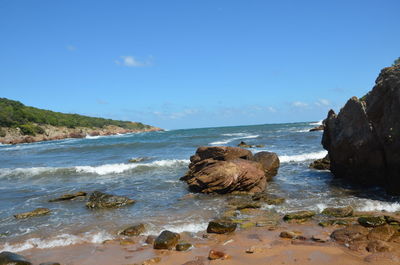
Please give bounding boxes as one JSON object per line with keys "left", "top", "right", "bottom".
{"left": 393, "top": 57, "right": 400, "bottom": 66}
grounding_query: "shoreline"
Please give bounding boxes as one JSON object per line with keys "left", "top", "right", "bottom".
{"left": 0, "top": 125, "right": 163, "bottom": 145}
{"left": 17, "top": 219, "right": 400, "bottom": 265}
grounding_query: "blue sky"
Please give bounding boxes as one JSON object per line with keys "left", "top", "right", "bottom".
{"left": 0, "top": 0, "right": 399, "bottom": 129}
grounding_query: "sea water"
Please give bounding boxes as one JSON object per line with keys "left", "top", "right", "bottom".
{"left": 0, "top": 122, "right": 399, "bottom": 252}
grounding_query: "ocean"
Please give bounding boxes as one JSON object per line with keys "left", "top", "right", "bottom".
{"left": 1, "top": 121, "right": 399, "bottom": 252}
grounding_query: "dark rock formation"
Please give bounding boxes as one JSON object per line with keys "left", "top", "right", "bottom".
{"left": 309, "top": 155, "right": 330, "bottom": 170}
{"left": 251, "top": 151, "right": 280, "bottom": 180}
{"left": 153, "top": 230, "right": 180, "bottom": 250}
{"left": 86, "top": 191, "right": 135, "bottom": 209}
{"left": 0, "top": 252, "right": 32, "bottom": 265}
{"left": 181, "top": 146, "right": 279, "bottom": 194}
{"left": 358, "top": 216, "right": 387, "bottom": 227}
{"left": 322, "top": 64, "right": 400, "bottom": 194}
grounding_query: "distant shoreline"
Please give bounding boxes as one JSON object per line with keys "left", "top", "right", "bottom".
{"left": 0, "top": 124, "right": 163, "bottom": 145}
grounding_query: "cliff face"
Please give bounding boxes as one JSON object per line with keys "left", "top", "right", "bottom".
{"left": 322, "top": 64, "right": 400, "bottom": 194}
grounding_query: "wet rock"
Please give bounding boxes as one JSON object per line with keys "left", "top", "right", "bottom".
{"left": 309, "top": 125, "right": 324, "bottom": 132}
{"left": 208, "top": 250, "right": 229, "bottom": 260}
{"left": 48, "top": 191, "right": 86, "bottom": 202}
{"left": 153, "top": 230, "right": 180, "bottom": 250}
{"left": 119, "top": 223, "right": 146, "bottom": 236}
{"left": 86, "top": 191, "right": 135, "bottom": 209}
{"left": 188, "top": 146, "right": 253, "bottom": 164}
{"left": 14, "top": 208, "right": 51, "bottom": 219}
{"left": 322, "top": 64, "right": 400, "bottom": 195}
{"left": 238, "top": 141, "right": 254, "bottom": 148}
{"left": 207, "top": 220, "right": 237, "bottom": 234}
{"left": 309, "top": 156, "right": 330, "bottom": 171}
{"left": 366, "top": 240, "right": 392, "bottom": 252}
{"left": 252, "top": 151, "right": 280, "bottom": 181}
{"left": 251, "top": 193, "right": 285, "bottom": 205}
{"left": 358, "top": 216, "right": 386, "bottom": 227}
{"left": 176, "top": 242, "right": 192, "bottom": 251}
{"left": 145, "top": 235, "right": 157, "bottom": 245}
{"left": 367, "top": 225, "right": 397, "bottom": 241}
{"left": 0, "top": 252, "right": 32, "bottom": 265}
{"left": 321, "top": 206, "right": 353, "bottom": 217}
{"left": 279, "top": 231, "right": 302, "bottom": 239}
{"left": 283, "top": 210, "right": 315, "bottom": 221}
{"left": 330, "top": 224, "right": 369, "bottom": 243}
{"left": 227, "top": 197, "right": 261, "bottom": 210}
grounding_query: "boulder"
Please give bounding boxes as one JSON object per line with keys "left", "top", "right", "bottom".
{"left": 48, "top": 191, "right": 86, "bottom": 202}
{"left": 119, "top": 223, "right": 146, "bottom": 236}
{"left": 14, "top": 208, "right": 51, "bottom": 219}
{"left": 153, "top": 230, "right": 180, "bottom": 250}
{"left": 181, "top": 146, "right": 279, "bottom": 194}
{"left": 309, "top": 155, "right": 330, "bottom": 170}
{"left": 207, "top": 220, "right": 237, "bottom": 234}
{"left": 322, "top": 64, "right": 400, "bottom": 194}
{"left": 321, "top": 206, "right": 353, "bottom": 217}
{"left": 86, "top": 191, "right": 135, "bottom": 209}
{"left": 251, "top": 151, "right": 280, "bottom": 180}
{"left": 0, "top": 252, "right": 32, "bottom": 265}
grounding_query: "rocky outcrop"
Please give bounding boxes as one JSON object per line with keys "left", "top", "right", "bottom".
{"left": 14, "top": 208, "right": 51, "bottom": 219}
{"left": 180, "top": 146, "right": 279, "bottom": 194}
{"left": 309, "top": 125, "right": 324, "bottom": 132}
{"left": 322, "top": 64, "right": 400, "bottom": 194}
{"left": 309, "top": 155, "right": 330, "bottom": 170}
{"left": 86, "top": 191, "right": 135, "bottom": 209}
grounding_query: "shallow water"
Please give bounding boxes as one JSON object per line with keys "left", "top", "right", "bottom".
{"left": 0, "top": 122, "right": 399, "bottom": 252}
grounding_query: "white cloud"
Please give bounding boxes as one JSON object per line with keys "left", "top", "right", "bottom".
{"left": 267, "top": 106, "right": 277, "bottom": 112}
{"left": 115, "top": 56, "right": 152, "bottom": 67}
{"left": 292, "top": 101, "right": 308, "bottom": 107}
{"left": 152, "top": 109, "right": 199, "bottom": 120}
{"left": 315, "top": 99, "right": 330, "bottom": 106}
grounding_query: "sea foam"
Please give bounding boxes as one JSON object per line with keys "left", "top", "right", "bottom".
{"left": 209, "top": 134, "right": 259, "bottom": 145}
{"left": 279, "top": 150, "right": 328, "bottom": 163}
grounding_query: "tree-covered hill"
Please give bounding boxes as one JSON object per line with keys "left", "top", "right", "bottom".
{"left": 0, "top": 98, "right": 153, "bottom": 136}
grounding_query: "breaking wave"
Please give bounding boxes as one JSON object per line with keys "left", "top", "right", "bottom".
{"left": 279, "top": 150, "right": 327, "bottom": 163}
{"left": 209, "top": 134, "right": 259, "bottom": 145}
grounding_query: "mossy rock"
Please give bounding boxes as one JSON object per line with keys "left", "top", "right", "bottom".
{"left": 119, "top": 223, "right": 146, "bottom": 236}
{"left": 207, "top": 220, "right": 237, "bottom": 234}
{"left": 240, "top": 222, "right": 256, "bottom": 229}
{"left": 358, "top": 216, "right": 386, "bottom": 227}
{"left": 321, "top": 206, "right": 353, "bottom": 217}
{"left": 283, "top": 210, "right": 315, "bottom": 221}
{"left": 153, "top": 230, "right": 180, "bottom": 250}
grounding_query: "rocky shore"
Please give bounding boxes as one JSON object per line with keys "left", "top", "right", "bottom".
{"left": 0, "top": 124, "right": 163, "bottom": 145}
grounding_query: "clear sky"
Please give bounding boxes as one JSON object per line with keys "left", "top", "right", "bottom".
{"left": 0, "top": 0, "right": 399, "bottom": 129}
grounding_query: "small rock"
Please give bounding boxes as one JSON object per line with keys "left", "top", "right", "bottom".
{"left": 153, "top": 230, "right": 180, "bottom": 250}
{"left": 119, "top": 223, "right": 146, "bottom": 236}
{"left": 14, "top": 208, "right": 51, "bottom": 219}
{"left": 321, "top": 206, "right": 353, "bottom": 217}
{"left": 330, "top": 225, "right": 369, "bottom": 243}
{"left": 238, "top": 141, "right": 254, "bottom": 148}
{"left": 0, "top": 251, "right": 32, "bottom": 265}
{"left": 145, "top": 235, "right": 157, "bottom": 245}
{"left": 176, "top": 242, "right": 192, "bottom": 251}
{"left": 366, "top": 240, "right": 392, "bottom": 253}
{"left": 311, "top": 234, "right": 331, "bottom": 243}
{"left": 207, "top": 220, "right": 237, "bottom": 234}
{"left": 120, "top": 239, "right": 135, "bottom": 245}
{"left": 283, "top": 210, "right": 315, "bottom": 221}
{"left": 48, "top": 191, "right": 86, "bottom": 202}
{"left": 358, "top": 216, "right": 386, "bottom": 227}
{"left": 279, "top": 231, "right": 302, "bottom": 239}
{"left": 208, "top": 250, "right": 229, "bottom": 260}
{"left": 86, "top": 191, "right": 135, "bottom": 209}
{"left": 318, "top": 219, "right": 349, "bottom": 227}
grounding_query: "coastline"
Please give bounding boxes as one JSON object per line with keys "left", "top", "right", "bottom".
{"left": 0, "top": 124, "right": 163, "bottom": 145}
{"left": 18, "top": 219, "right": 399, "bottom": 265}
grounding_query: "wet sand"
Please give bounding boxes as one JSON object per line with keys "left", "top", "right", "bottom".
{"left": 19, "top": 222, "right": 400, "bottom": 265}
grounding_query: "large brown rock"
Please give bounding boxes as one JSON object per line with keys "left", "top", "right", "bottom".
{"left": 181, "top": 146, "right": 270, "bottom": 194}
{"left": 322, "top": 64, "right": 400, "bottom": 194}
{"left": 252, "top": 151, "right": 280, "bottom": 181}
{"left": 0, "top": 252, "right": 32, "bottom": 265}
